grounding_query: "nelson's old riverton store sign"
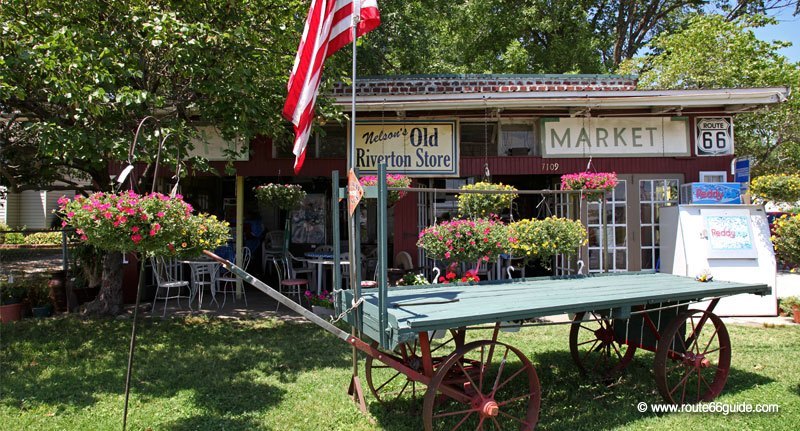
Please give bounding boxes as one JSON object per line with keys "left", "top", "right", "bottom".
{"left": 352, "top": 120, "right": 459, "bottom": 177}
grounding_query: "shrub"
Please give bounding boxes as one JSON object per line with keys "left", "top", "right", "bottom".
{"left": 779, "top": 296, "right": 799, "bottom": 314}
{"left": 0, "top": 222, "right": 8, "bottom": 244}
{"left": 457, "top": 182, "right": 518, "bottom": 218}
{"left": 750, "top": 174, "right": 800, "bottom": 204}
{"left": 508, "top": 217, "right": 588, "bottom": 261}
{"left": 23, "top": 232, "right": 62, "bottom": 245}
{"left": 3, "top": 232, "right": 25, "bottom": 244}
{"left": 254, "top": 183, "right": 306, "bottom": 210}
{"left": 417, "top": 218, "right": 508, "bottom": 265}
{"left": 772, "top": 213, "right": 800, "bottom": 266}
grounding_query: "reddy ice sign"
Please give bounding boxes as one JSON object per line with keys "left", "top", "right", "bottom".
{"left": 701, "top": 208, "right": 758, "bottom": 259}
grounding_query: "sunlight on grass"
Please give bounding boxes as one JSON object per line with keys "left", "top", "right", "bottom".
{"left": 1, "top": 316, "right": 798, "bottom": 430}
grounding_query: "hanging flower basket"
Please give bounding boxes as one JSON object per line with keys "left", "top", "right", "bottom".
{"left": 457, "top": 182, "right": 518, "bottom": 218}
{"left": 560, "top": 172, "right": 618, "bottom": 200}
{"left": 417, "top": 218, "right": 508, "bottom": 265}
{"left": 507, "top": 217, "right": 588, "bottom": 262}
{"left": 58, "top": 191, "right": 230, "bottom": 257}
{"left": 254, "top": 183, "right": 307, "bottom": 211}
{"left": 360, "top": 174, "right": 411, "bottom": 206}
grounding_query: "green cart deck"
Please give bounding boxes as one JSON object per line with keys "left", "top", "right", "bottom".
{"left": 341, "top": 272, "right": 770, "bottom": 349}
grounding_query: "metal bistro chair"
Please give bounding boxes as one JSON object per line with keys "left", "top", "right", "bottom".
{"left": 261, "top": 230, "right": 286, "bottom": 273}
{"left": 189, "top": 262, "right": 219, "bottom": 310}
{"left": 273, "top": 255, "right": 310, "bottom": 312}
{"left": 217, "top": 247, "right": 251, "bottom": 308}
{"left": 151, "top": 257, "right": 190, "bottom": 317}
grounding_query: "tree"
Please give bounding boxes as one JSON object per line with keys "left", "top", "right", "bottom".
{"left": 0, "top": 0, "right": 311, "bottom": 314}
{"left": 618, "top": 14, "right": 800, "bottom": 175}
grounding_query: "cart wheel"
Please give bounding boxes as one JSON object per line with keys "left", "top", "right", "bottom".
{"left": 654, "top": 309, "right": 731, "bottom": 404}
{"left": 365, "top": 332, "right": 459, "bottom": 404}
{"left": 423, "top": 340, "right": 540, "bottom": 431}
{"left": 569, "top": 311, "right": 636, "bottom": 378}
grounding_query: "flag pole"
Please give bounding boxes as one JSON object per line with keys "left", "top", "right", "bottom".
{"left": 346, "top": 1, "right": 368, "bottom": 413}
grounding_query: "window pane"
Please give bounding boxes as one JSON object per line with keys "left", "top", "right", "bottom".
{"left": 588, "top": 204, "right": 600, "bottom": 224}
{"left": 615, "top": 226, "right": 626, "bottom": 246}
{"left": 640, "top": 180, "right": 652, "bottom": 202}
{"left": 500, "top": 124, "right": 536, "bottom": 156}
{"left": 589, "top": 249, "right": 600, "bottom": 269}
{"left": 641, "top": 226, "right": 653, "bottom": 246}
{"left": 614, "top": 204, "right": 626, "bottom": 223}
{"left": 641, "top": 204, "right": 652, "bottom": 225}
{"left": 461, "top": 123, "right": 497, "bottom": 156}
{"left": 318, "top": 125, "right": 346, "bottom": 158}
{"left": 588, "top": 227, "right": 601, "bottom": 246}
{"left": 641, "top": 249, "right": 653, "bottom": 269}
{"left": 615, "top": 250, "right": 627, "bottom": 269}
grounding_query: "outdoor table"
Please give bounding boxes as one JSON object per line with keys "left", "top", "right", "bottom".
{"left": 304, "top": 252, "right": 349, "bottom": 294}
{"left": 179, "top": 259, "right": 221, "bottom": 309}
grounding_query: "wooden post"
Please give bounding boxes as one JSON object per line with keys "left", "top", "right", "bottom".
{"left": 235, "top": 175, "right": 244, "bottom": 298}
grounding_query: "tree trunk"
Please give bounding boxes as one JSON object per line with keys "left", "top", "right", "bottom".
{"left": 81, "top": 251, "right": 124, "bottom": 316}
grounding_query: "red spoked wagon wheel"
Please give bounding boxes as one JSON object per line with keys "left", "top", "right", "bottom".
{"left": 365, "top": 330, "right": 461, "bottom": 404}
{"left": 654, "top": 309, "right": 731, "bottom": 404}
{"left": 423, "top": 340, "right": 541, "bottom": 431}
{"left": 569, "top": 311, "right": 636, "bottom": 378}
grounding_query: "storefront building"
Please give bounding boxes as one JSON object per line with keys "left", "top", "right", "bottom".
{"left": 184, "top": 75, "right": 787, "bottom": 276}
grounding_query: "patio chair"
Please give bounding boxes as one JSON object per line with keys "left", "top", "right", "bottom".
{"left": 273, "top": 255, "right": 310, "bottom": 312}
{"left": 151, "top": 257, "right": 190, "bottom": 317}
{"left": 261, "top": 230, "right": 286, "bottom": 272}
{"left": 217, "top": 247, "right": 251, "bottom": 308}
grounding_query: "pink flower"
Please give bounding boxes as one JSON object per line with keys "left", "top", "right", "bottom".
{"left": 157, "top": 211, "right": 165, "bottom": 218}
{"left": 67, "top": 211, "right": 75, "bottom": 218}
{"left": 131, "top": 226, "right": 140, "bottom": 233}
{"left": 103, "top": 212, "right": 113, "bottom": 219}
{"left": 149, "top": 229, "right": 157, "bottom": 237}
{"left": 445, "top": 252, "right": 451, "bottom": 259}
{"left": 131, "top": 234, "right": 142, "bottom": 244}
{"left": 61, "top": 221, "right": 68, "bottom": 227}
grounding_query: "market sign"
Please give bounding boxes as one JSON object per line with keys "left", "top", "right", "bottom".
{"left": 541, "top": 117, "right": 690, "bottom": 158}
{"left": 695, "top": 117, "right": 734, "bottom": 156}
{"left": 352, "top": 120, "right": 458, "bottom": 177}
{"left": 188, "top": 126, "right": 249, "bottom": 161}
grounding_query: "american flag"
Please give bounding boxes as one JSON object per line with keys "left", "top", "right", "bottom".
{"left": 283, "top": 0, "right": 381, "bottom": 174}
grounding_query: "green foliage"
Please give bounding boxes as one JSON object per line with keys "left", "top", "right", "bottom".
{"left": 2, "top": 232, "right": 24, "bottom": 245}
{"left": 619, "top": 13, "right": 800, "bottom": 176}
{"left": 750, "top": 174, "right": 800, "bottom": 204}
{"left": 457, "top": 182, "right": 518, "bottom": 218}
{"left": 0, "top": 222, "right": 7, "bottom": 244}
{"left": 0, "top": 278, "right": 27, "bottom": 305}
{"left": 254, "top": 184, "right": 307, "bottom": 211}
{"left": 397, "top": 272, "right": 430, "bottom": 287}
{"left": 773, "top": 213, "right": 800, "bottom": 266}
{"left": 508, "top": 217, "right": 588, "bottom": 262}
{"left": 23, "top": 232, "right": 62, "bottom": 246}
{"left": 0, "top": 0, "right": 308, "bottom": 191}
{"left": 24, "top": 276, "right": 52, "bottom": 307}
{"left": 780, "top": 296, "right": 800, "bottom": 314}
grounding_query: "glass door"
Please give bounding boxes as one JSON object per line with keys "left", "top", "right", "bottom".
{"left": 639, "top": 179, "right": 679, "bottom": 270}
{"left": 587, "top": 181, "right": 628, "bottom": 273}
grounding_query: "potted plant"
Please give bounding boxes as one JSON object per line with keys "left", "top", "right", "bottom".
{"left": 457, "top": 182, "right": 518, "bottom": 218}
{"left": 27, "top": 277, "right": 53, "bottom": 318}
{"left": 359, "top": 174, "right": 411, "bottom": 206}
{"left": 305, "top": 290, "right": 335, "bottom": 319}
{"left": 254, "top": 183, "right": 307, "bottom": 211}
{"left": 560, "top": 172, "right": 618, "bottom": 200}
{"left": 417, "top": 218, "right": 509, "bottom": 269}
{"left": 507, "top": 217, "right": 588, "bottom": 264}
{"left": 780, "top": 296, "right": 800, "bottom": 324}
{"left": 0, "top": 276, "right": 26, "bottom": 323}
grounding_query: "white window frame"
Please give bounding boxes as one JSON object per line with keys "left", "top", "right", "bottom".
{"left": 699, "top": 171, "right": 727, "bottom": 182}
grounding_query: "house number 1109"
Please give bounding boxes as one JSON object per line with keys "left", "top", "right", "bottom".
{"left": 541, "top": 162, "right": 560, "bottom": 171}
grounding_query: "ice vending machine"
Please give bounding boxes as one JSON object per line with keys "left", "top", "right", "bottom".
{"left": 660, "top": 205, "right": 776, "bottom": 316}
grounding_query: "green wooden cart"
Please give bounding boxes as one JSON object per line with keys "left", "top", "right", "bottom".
{"left": 203, "top": 166, "right": 771, "bottom": 430}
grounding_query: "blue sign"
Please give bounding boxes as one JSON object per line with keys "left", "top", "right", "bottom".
{"left": 734, "top": 158, "right": 750, "bottom": 184}
{"left": 686, "top": 183, "right": 742, "bottom": 204}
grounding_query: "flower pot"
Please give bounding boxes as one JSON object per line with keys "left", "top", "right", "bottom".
{"left": 0, "top": 302, "right": 24, "bottom": 323}
{"left": 312, "top": 305, "right": 335, "bottom": 319}
{"left": 32, "top": 304, "right": 52, "bottom": 318}
{"left": 48, "top": 270, "right": 68, "bottom": 312}
{"left": 792, "top": 305, "right": 800, "bottom": 324}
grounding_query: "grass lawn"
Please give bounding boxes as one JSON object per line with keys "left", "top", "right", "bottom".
{"left": 1, "top": 315, "right": 798, "bottom": 430}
